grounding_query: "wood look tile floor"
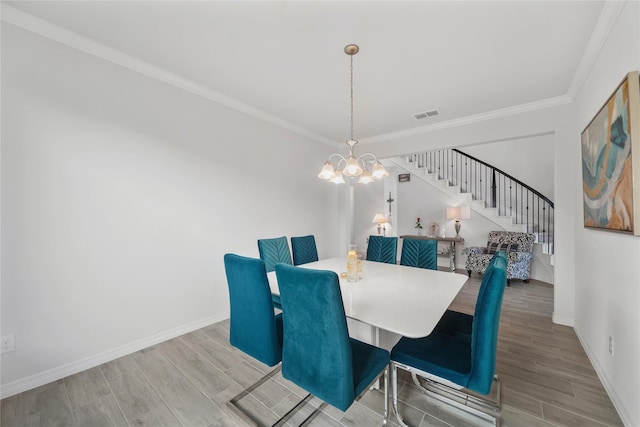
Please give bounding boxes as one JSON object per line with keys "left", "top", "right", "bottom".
{"left": 1, "top": 276, "right": 624, "bottom": 427}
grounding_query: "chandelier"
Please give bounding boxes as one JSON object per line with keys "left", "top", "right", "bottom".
{"left": 318, "top": 44, "right": 389, "bottom": 184}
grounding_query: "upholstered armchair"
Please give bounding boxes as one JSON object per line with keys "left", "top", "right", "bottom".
{"left": 463, "top": 231, "right": 536, "bottom": 283}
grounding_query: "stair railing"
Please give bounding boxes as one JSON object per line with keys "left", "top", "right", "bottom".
{"left": 406, "top": 149, "right": 554, "bottom": 253}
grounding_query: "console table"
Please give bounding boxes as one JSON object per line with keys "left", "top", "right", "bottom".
{"left": 399, "top": 235, "right": 464, "bottom": 272}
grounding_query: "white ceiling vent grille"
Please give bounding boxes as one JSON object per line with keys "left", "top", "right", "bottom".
{"left": 413, "top": 109, "right": 440, "bottom": 120}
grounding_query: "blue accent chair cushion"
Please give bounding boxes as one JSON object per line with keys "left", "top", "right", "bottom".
{"left": 290, "top": 235, "right": 319, "bottom": 266}
{"left": 400, "top": 238, "right": 438, "bottom": 270}
{"left": 224, "top": 253, "right": 282, "bottom": 367}
{"left": 391, "top": 251, "right": 507, "bottom": 395}
{"left": 275, "top": 264, "right": 390, "bottom": 412}
{"left": 366, "top": 235, "right": 398, "bottom": 264}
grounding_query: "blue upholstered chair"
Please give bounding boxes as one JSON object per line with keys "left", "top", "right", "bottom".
{"left": 223, "top": 254, "right": 284, "bottom": 424}
{"left": 257, "top": 236, "right": 293, "bottom": 272}
{"left": 366, "top": 235, "right": 398, "bottom": 264}
{"left": 257, "top": 236, "right": 292, "bottom": 309}
{"left": 290, "top": 235, "right": 319, "bottom": 266}
{"left": 400, "top": 238, "right": 438, "bottom": 270}
{"left": 275, "top": 263, "right": 390, "bottom": 424}
{"left": 391, "top": 251, "right": 508, "bottom": 425}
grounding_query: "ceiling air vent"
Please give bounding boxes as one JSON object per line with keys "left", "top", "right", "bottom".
{"left": 413, "top": 109, "right": 440, "bottom": 120}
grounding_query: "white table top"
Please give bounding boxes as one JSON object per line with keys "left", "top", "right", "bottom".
{"left": 267, "top": 257, "right": 468, "bottom": 338}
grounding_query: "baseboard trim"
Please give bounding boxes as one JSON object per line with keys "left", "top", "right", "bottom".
{"left": 573, "top": 326, "right": 633, "bottom": 427}
{"left": 0, "top": 312, "right": 229, "bottom": 399}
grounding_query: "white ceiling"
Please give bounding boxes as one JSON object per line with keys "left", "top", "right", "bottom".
{"left": 3, "top": 1, "right": 606, "bottom": 146}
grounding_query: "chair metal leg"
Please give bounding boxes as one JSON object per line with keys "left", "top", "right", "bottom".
{"left": 391, "top": 362, "right": 410, "bottom": 427}
{"left": 232, "top": 364, "right": 390, "bottom": 426}
{"left": 383, "top": 365, "right": 389, "bottom": 426}
{"left": 272, "top": 393, "right": 315, "bottom": 427}
{"left": 227, "top": 365, "right": 282, "bottom": 427}
{"left": 410, "top": 371, "right": 501, "bottom": 425}
{"left": 392, "top": 362, "right": 501, "bottom": 426}
{"left": 299, "top": 401, "right": 328, "bottom": 427}
{"left": 227, "top": 365, "right": 318, "bottom": 427}
{"left": 355, "top": 365, "right": 389, "bottom": 426}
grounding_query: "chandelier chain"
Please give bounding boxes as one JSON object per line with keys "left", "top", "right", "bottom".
{"left": 350, "top": 53, "right": 354, "bottom": 142}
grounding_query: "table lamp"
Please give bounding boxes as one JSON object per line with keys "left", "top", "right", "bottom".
{"left": 372, "top": 213, "right": 387, "bottom": 236}
{"left": 446, "top": 206, "right": 471, "bottom": 238}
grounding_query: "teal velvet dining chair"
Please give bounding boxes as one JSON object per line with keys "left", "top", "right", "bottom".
{"left": 400, "top": 238, "right": 438, "bottom": 270}
{"left": 290, "top": 235, "right": 319, "bottom": 266}
{"left": 257, "top": 236, "right": 292, "bottom": 309}
{"left": 275, "top": 263, "right": 390, "bottom": 425}
{"left": 366, "top": 235, "right": 398, "bottom": 264}
{"left": 391, "top": 251, "right": 508, "bottom": 425}
{"left": 257, "top": 236, "right": 293, "bottom": 272}
{"left": 223, "top": 254, "right": 285, "bottom": 425}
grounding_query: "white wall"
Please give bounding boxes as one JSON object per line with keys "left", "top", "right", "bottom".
{"left": 463, "top": 133, "right": 555, "bottom": 200}
{"left": 352, "top": 179, "right": 387, "bottom": 252}
{"left": 570, "top": 2, "right": 640, "bottom": 426}
{"left": 358, "top": 3, "right": 640, "bottom": 424}
{"left": 0, "top": 24, "right": 340, "bottom": 395}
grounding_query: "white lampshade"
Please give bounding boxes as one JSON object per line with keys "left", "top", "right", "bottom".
{"left": 343, "top": 157, "right": 363, "bottom": 177}
{"left": 446, "top": 206, "right": 471, "bottom": 220}
{"left": 318, "top": 161, "right": 335, "bottom": 179}
{"left": 372, "top": 213, "right": 386, "bottom": 224}
{"left": 371, "top": 161, "right": 389, "bottom": 179}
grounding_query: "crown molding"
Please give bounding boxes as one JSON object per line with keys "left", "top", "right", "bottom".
{"left": 2, "top": 3, "right": 622, "bottom": 148}
{"left": 360, "top": 95, "right": 572, "bottom": 145}
{"left": 566, "top": 1, "right": 627, "bottom": 100}
{"left": 0, "top": 4, "right": 336, "bottom": 146}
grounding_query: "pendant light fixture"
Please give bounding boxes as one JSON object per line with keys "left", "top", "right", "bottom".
{"left": 318, "top": 44, "right": 389, "bottom": 184}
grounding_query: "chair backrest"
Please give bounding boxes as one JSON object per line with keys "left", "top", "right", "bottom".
{"left": 366, "top": 235, "right": 398, "bottom": 264}
{"left": 275, "top": 264, "right": 356, "bottom": 411}
{"left": 400, "top": 238, "right": 437, "bottom": 270}
{"left": 467, "top": 251, "right": 508, "bottom": 394}
{"left": 487, "top": 231, "right": 536, "bottom": 253}
{"left": 290, "top": 235, "right": 319, "bottom": 266}
{"left": 257, "top": 236, "right": 293, "bottom": 272}
{"left": 223, "top": 254, "right": 282, "bottom": 367}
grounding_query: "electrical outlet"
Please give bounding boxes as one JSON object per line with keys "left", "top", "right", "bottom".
{"left": 1, "top": 334, "right": 15, "bottom": 354}
{"left": 609, "top": 336, "right": 614, "bottom": 356}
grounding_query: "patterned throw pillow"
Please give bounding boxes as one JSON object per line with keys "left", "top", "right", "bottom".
{"left": 487, "top": 241, "right": 519, "bottom": 254}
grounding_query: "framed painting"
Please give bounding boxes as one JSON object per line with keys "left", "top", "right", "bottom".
{"left": 581, "top": 71, "right": 640, "bottom": 235}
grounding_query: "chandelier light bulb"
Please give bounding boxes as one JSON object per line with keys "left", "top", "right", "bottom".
{"left": 318, "top": 161, "right": 336, "bottom": 180}
{"left": 343, "top": 157, "right": 363, "bottom": 177}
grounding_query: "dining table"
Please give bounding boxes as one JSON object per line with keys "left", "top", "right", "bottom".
{"left": 266, "top": 257, "right": 468, "bottom": 346}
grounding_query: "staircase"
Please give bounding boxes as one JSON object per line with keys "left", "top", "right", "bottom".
{"left": 392, "top": 148, "right": 554, "bottom": 254}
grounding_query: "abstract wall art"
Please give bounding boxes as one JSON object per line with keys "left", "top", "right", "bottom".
{"left": 581, "top": 71, "right": 640, "bottom": 235}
